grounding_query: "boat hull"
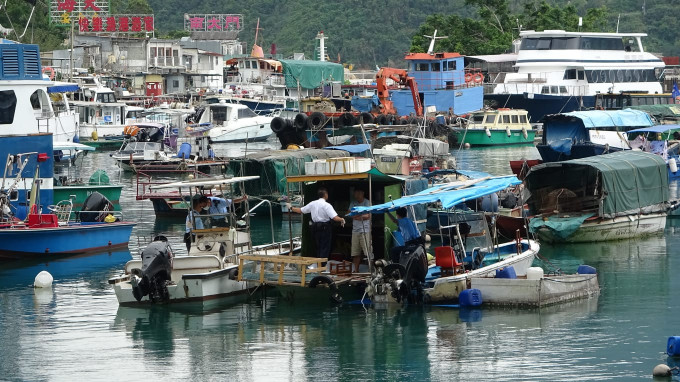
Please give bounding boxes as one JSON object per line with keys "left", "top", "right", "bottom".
{"left": 451, "top": 129, "right": 536, "bottom": 146}
{"left": 0, "top": 222, "right": 135, "bottom": 258}
{"left": 471, "top": 274, "right": 600, "bottom": 307}
{"left": 209, "top": 123, "right": 273, "bottom": 143}
{"left": 54, "top": 184, "right": 123, "bottom": 210}
{"left": 485, "top": 93, "right": 596, "bottom": 123}
{"left": 534, "top": 213, "right": 667, "bottom": 243}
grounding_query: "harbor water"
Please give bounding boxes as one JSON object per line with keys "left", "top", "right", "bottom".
{"left": 2, "top": 141, "right": 680, "bottom": 381}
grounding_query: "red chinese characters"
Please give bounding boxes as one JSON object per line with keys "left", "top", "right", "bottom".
{"left": 91, "top": 16, "right": 103, "bottom": 31}
{"left": 83, "top": 0, "right": 100, "bottom": 11}
{"left": 189, "top": 17, "right": 204, "bottom": 30}
{"left": 131, "top": 16, "right": 142, "bottom": 32}
{"left": 57, "top": 0, "right": 76, "bottom": 12}
{"left": 225, "top": 15, "right": 240, "bottom": 29}
{"left": 118, "top": 16, "right": 129, "bottom": 32}
{"left": 105, "top": 16, "right": 116, "bottom": 32}
{"left": 78, "top": 17, "right": 89, "bottom": 32}
{"left": 206, "top": 17, "right": 221, "bottom": 30}
{"left": 143, "top": 16, "right": 154, "bottom": 32}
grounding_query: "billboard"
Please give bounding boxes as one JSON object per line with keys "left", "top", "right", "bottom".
{"left": 50, "top": 0, "right": 109, "bottom": 25}
{"left": 77, "top": 14, "right": 154, "bottom": 33}
{"left": 184, "top": 14, "right": 242, "bottom": 40}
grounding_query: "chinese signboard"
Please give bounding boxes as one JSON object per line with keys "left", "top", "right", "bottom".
{"left": 184, "top": 14, "right": 243, "bottom": 32}
{"left": 50, "top": 0, "right": 109, "bottom": 25}
{"left": 77, "top": 14, "right": 154, "bottom": 33}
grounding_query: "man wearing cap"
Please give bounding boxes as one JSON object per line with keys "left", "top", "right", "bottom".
{"left": 289, "top": 188, "right": 345, "bottom": 259}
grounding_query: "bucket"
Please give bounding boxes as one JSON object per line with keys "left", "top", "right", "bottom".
{"left": 526, "top": 267, "right": 544, "bottom": 280}
{"left": 495, "top": 266, "right": 517, "bottom": 279}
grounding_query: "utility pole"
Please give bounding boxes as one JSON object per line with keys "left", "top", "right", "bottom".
{"left": 69, "top": 19, "right": 74, "bottom": 81}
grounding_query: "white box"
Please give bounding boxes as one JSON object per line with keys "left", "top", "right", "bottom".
{"left": 304, "top": 161, "right": 316, "bottom": 175}
{"left": 355, "top": 158, "right": 371, "bottom": 172}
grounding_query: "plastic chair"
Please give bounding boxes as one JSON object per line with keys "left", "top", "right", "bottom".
{"left": 435, "top": 246, "right": 464, "bottom": 276}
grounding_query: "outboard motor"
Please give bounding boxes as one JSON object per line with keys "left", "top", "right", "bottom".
{"left": 130, "top": 236, "right": 174, "bottom": 303}
{"left": 78, "top": 192, "right": 114, "bottom": 222}
{"left": 377, "top": 244, "right": 429, "bottom": 304}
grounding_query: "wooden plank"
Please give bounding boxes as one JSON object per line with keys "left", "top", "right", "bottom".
{"left": 259, "top": 260, "right": 265, "bottom": 283}
{"left": 278, "top": 262, "right": 284, "bottom": 284}
{"left": 301, "top": 267, "right": 307, "bottom": 287}
{"left": 237, "top": 258, "right": 244, "bottom": 282}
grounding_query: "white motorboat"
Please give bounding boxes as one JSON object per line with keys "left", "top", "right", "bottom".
{"left": 188, "top": 101, "right": 273, "bottom": 143}
{"left": 109, "top": 176, "right": 300, "bottom": 306}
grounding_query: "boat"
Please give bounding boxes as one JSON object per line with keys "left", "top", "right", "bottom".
{"left": 372, "top": 135, "right": 455, "bottom": 175}
{"left": 188, "top": 102, "right": 273, "bottom": 143}
{"left": 537, "top": 109, "right": 654, "bottom": 162}
{"left": 485, "top": 30, "right": 666, "bottom": 122}
{"left": 450, "top": 109, "right": 535, "bottom": 146}
{"left": 525, "top": 151, "right": 669, "bottom": 243}
{"left": 0, "top": 135, "right": 135, "bottom": 259}
{"left": 54, "top": 168, "right": 123, "bottom": 212}
{"left": 108, "top": 176, "right": 300, "bottom": 306}
{"left": 627, "top": 124, "right": 680, "bottom": 179}
{"left": 349, "top": 175, "right": 539, "bottom": 304}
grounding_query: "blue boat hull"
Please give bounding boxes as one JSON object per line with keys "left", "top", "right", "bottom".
{"left": 485, "top": 93, "right": 596, "bottom": 123}
{"left": 536, "top": 143, "right": 624, "bottom": 162}
{"left": 0, "top": 222, "right": 135, "bottom": 258}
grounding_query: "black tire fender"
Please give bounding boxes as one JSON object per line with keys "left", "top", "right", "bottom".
{"left": 271, "top": 117, "right": 287, "bottom": 134}
{"left": 293, "top": 113, "right": 308, "bottom": 131}
{"left": 308, "top": 275, "right": 343, "bottom": 303}
{"left": 306, "top": 112, "right": 327, "bottom": 130}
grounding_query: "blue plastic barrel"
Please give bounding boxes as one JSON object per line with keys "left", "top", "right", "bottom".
{"left": 459, "top": 288, "right": 483, "bottom": 307}
{"left": 435, "top": 115, "right": 446, "bottom": 125}
{"left": 177, "top": 143, "right": 191, "bottom": 159}
{"left": 577, "top": 265, "right": 597, "bottom": 275}
{"left": 495, "top": 266, "right": 517, "bottom": 279}
{"left": 668, "top": 337, "right": 680, "bottom": 356}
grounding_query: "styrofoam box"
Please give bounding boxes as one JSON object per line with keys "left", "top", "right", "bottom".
{"left": 355, "top": 158, "right": 371, "bottom": 172}
{"left": 304, "top": 161, "right": 317, "bottom": 175}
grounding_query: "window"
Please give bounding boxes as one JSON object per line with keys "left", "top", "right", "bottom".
{"left": 416, "top": 63, "right": 429, "bottom": 71}
{"left": 502, "top": 115, "right": 510, "bottom": 124}
{"left": 237, "top": 107, "right": 257, "bottom": 119}
{"left": 431, "top": 62, "right": 441, "bottom": 71}
{"left": 521, "top": 36, "right": 623, "bottom": 51}
{"left": 96, "top": 93, "right": 116, "bottom": 103}
{"left": 511, "top": 115, "right": 519, "bottom": 124}
{"left": 559, "top": 86, "right": 567, "bottom": 94}
{"left": 448, "top": 61, "right": 456, "bottom": 71}
{"left": 244, "top": 61, "right": 251, "bottom": 69}
{"left": 550, "top": 86, "right": 558, "bottom": 94}
{"left": 520, "top": 115, "right": 528, "bottom": 123}
{"left": 0, "top": 90, "right": 17, "bottom": 124}
{"left": 211, "top": 107, "right": 228, "bottom": 124}
{"left": 541, "top": 86, "right": 550, "bottom": 94}
{"left": 578, "top": 71, "right": 585, "bottom": 80}
{"left": 172, "top": 80, "right": 179, "bottom": 88}
{"left": 485, "top": 115, "right": 496, "bottom": 123}
{"left": 536, "top": 38, "right": 551, "bottom": 50}
{"left": 563, "top": 69, "right": 577, "bottom": 80}
{"left": 471, "top": 115, "right": 484, "bottom": 123}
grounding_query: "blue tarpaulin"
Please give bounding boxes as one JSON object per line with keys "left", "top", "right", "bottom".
{"left": 47, "top": 83, "right": 79, "bottom": 93}
{"left": 627, "top": 124, "right": 680, "bottom": 134}
{"left": 563, "top": 109, "right": 654, "bottom": 129}
{"left": 323, "top": 144, "right": 370, "bottom": 154}
{"left": 348, "top": 175, "right": 521, "bottom": 216}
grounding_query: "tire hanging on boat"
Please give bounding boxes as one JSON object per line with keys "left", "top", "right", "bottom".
{"left": 293, "top": 113, "right": 308, "bottom": 131}
{"left": 270, "top": 117, "right": 288, "bottom": 134}
{"left": 308, "top": 275, "right": 343, "bottom": 303}
{"left": 360, "top": 112, "right": 374, "bottom": 124}
{"left": 375, "top": 114, "right": 388, "bottom": 126}
{"left": 339, "top": 112, "right": 357, "bottom": 127}
{"left": 306, "top": 112, "right": 327, "bottom": 130}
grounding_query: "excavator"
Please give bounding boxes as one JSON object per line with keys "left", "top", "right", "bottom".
{"left": 375, "top": 67, "right": 423, "bottom": 117}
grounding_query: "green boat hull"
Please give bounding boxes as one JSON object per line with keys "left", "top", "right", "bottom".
{"left": 54, "top": 184, "right": 123, "bottom": 211}
{"left": 81, "top": 139, "right": 124, "bottom": 150}
{"left": 452, "top": 129, "right": 536, "bottom": 146}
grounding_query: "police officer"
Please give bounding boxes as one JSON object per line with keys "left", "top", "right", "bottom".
{"left": 289, "top": 188, "right": 345, "bottom": 259}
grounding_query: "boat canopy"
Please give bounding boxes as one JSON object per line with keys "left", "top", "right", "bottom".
{"left": 629, "top": 104, "right": 680, "bottom": 120}
{"left": 347, "top": 175, "right": 521, "bottom": 216}
{"left": 323, "top": 144, "right": 370, "bottom": 154}
{"left": 279, "top": 60, "right": 344, "bottom": 89}
{"left": 150, "top": 176, "right": 260, "bottom": 190}
{"left": 626, "top": 124, "right": 680, "bottom": 134}
{"left": 53, "top": 142, "right": 95, "bottom": 151}
{"left": 525, "top": 151, "right": 668, "bottom": 219}
{"left": 47, "top": 82, "right": 79, "bottom": 93}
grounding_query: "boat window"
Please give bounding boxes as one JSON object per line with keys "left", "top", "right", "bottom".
{"left": 521, "top": 36, "right": 622, "bottom": 50}
{"left": 448, "top": 61, "right": 457, "bottom": 70}
{"left": 511, "top": 115, "right": 519, "bottom": 124}
{"left": 211, "top": 107, "right": 229, "bottom": 124}
{"left": 559, "top": 86, "right": 568, "bottom": 94}
{"left": 431, "top": 62, "right": 441, "bottom": 72}
{"left": 536, "top": 38, "right": 551, "bottom": 50}
{"left": 244, "top": 61, "right": 251, "bottom": 69}
{"left": 578, "top": 71, "right": 585, "bottom": 80}
{"left": 416, "top": 63, "right": 429, "bottom": 71}
{"left": 485, "top": 115, "right": 496, "bottom": 123}
{"left": 624, "top": 70, "right": 632, "bottom": 82}
{"left": 502, "top": 115, "right": 510, "bottom": 124}
{"left": 520, "top": 115, "right": 528, "bottom": 123}
{"left": 471, "top": 115, "right": 484, "bottom": 123}
{"left": 550, "top": 86, "right": 558, "bottom": 94}
{"left": 541, "top": 86, "right": 550, "bottom": 94}
{"left": 563, "top": 69, "right": 577, "bottom": 80}
{"left": 237, "top": 107, "right": 257, "bottom": 119}
{"left": 97, "top": 93, "right": 116, "bottom": 103}
{"left": 0, "top": 90, "right": 16, "bottom": 124}
{"left": 631, "top": 97, "right": 640, "bottom": 106}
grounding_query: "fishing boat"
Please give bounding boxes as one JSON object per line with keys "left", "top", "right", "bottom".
{"left": 349, "top": 176, "right": 539, "bottom": 304}
{"left": 486, "top": 30, "right": 667, "bottom": 122}
{"left": 109, "top": 176, "right": 299, "bottom": 306}
{"left": 0, "top": 135, "right": 135, "bottom": 259}
{"left": 537, "top": 109, "right": 654, "bottom": 162}
{"left": 627, "top": 125, "right": 680, "bottom": 179}
{"left": 187, "top": 102, "right": 273, "bottom": 143}
{"left": 526, "top": 151, "right": 669, "bottom": 243}
{"left": 451, "top": 109, "right": 535, "bottom": 146}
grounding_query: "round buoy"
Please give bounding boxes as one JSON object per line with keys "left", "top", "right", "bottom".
{"left": 91, "top": 131, "right": 98, "bottom": 141}
{"left": 425, "top": 234, "right": 431, "bottom": 242}
{"left": 652, "top": 364, "right": 672, "bottom": 378}
{"left": 464, "top": 143, "right": 471, "bottom": 149}
{"left": 34, "top": 271, "right": 53, "bottom": 288}
{"left": 188, "top": 174, "right": 195, "bottom": 180}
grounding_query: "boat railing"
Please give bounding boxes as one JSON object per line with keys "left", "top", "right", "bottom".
{"left": 493, "top": 82, "right": 589, "bottom": 96}
{"left": 135, "top": 168, "right": 211, "bottom": 200}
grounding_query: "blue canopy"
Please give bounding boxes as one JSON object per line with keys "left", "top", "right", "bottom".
{"left": 562, "top": 109, "right": 654, "bottom": 129}
{"left": 324, "top": 144, "right": 370, "bottom": 154}
{"left": 347, "top": 175, "right": 521, "bottom": 216}
{"left": 627, "top": 124, "right": 680, "bottom": 134}
{"left": 47, "top": 83, "right": 79, "bottom": 93}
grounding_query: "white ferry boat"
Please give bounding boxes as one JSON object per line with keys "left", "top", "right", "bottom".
{"left": 486, "top": 30, "right": 666, "bottom": 121}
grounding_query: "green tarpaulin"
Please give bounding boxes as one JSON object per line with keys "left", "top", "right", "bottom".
{"left": 629, "top": 104, "right": 680, "bottom": 120}
{"left": 528, "top": 213, "right": 595, "bottom": 239}
{"left": 279, "top": 60, "right": 344, "bottom": 89}
{"left": 525, "top": 151, "right": 669, "bottom": 218}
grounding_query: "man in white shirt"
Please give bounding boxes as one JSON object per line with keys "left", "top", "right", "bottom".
{"left": 289, "top": 188, "right": 345, "bottom": 259}
{"left": 348, "top": 189, "right": 372, "bottom": 272}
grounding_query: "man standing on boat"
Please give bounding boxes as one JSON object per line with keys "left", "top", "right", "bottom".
{"left": 348, "top": 188, "right": 372, "bottom": 272}
{"left": 208, "top": 194, "right": 247, "bottom": 227}
{"left": 289, "top": 188, "right": 345, "bottom": 259}
{"left": 185, "top": 195, "right": 209, "bottom": 252}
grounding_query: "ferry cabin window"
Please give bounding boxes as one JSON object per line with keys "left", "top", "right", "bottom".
{"left": 550, "top": 86, "right": 559, "bottom": 94}
{"left": 211, "top": 107, "right": 228, "bottom": 124}
{"left": 578, "top": 71, "right": 585, "bottom": 80}
{"left": 471, "top": 115, "right": 484, "bottom": 123}
{"left": 416, "top": 63, "right": 429, "bottom": 71}
{"left": 559, "top": 86, "right": 567, "bottom": 94}
{"left": 502, "top": 115, "right": 510, "bottom": 124}
{"left": 245, "top": 61, "right": 251, "bottom": 69}
{"left": 541, "top": 86, "right": 550, "bottom": 94}
{"left": 448, "top": 61, "right": 456, "bottom": 71}
{"left": 521, "top": 37, "right": 623, "bottom": 50}
{"left": 0, "top": 90, "right": 17, "bottom": 124}
{"left": 431, "top": 62, "right": 441, "bottom": 71}
{"left": 564, "top": 69, "right": 577, "bottom": 80}
{"left": 237, "top": 108, "right": 257, "bottom": 119}
{"left": 97, "top": 93, "right": 116, "bottom": 103}
{"left": 520, "top": 115, "right": 528, "bottom": 123}
{"left": 585, "top": 69, "right": 656, "bottom": 83}
{"left": 511, "top": 115, "right": 519, "bottom": 124}
{"left": 485, "top": 115, "right": 496, "bottom": 123}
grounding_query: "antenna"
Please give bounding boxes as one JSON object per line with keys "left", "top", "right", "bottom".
{"left": 616, "top": 14, "right": 621, "bottom": 33}
{"left": 423, "top": 29, "right": 447, "bottom": 55}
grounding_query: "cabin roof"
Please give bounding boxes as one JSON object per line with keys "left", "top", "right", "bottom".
{"left": 404, "top": 52, "right": 461, "bottom": 61}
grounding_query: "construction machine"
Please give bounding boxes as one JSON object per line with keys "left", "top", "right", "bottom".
{"left": 375, "top": 67, "right": 423, "bottom": 117}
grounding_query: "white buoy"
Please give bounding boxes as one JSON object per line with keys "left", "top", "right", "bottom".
{"left": 188, "top": 173, "right": 195, "bottom": 180}
{"left": 670, "top": 158, "right": 678, "bottom": 174}
{"left": 506, "top": 126, "right": 511, "bottom": 137}
{"left": 485, "top": 127, "right": 491, "bottom": 137}
{"left": 464, "top": 143, "right": 471, "bottom": 149}
{"left": 34, "top": 271, "right": 53, "bottom": 288}
{"left": 425, "top": 234, "right": 431, "bottom": 242}
{"left": 522, "top": 126, "right": 528, "bottom": 140}
{"left": 652, "top": 364, "right": 672, "bottom": 378}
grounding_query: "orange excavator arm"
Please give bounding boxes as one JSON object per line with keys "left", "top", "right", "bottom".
{"left": 375, "top": 67, "right": 423, "bottom": 117}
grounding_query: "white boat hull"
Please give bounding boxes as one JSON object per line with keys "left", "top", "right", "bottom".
{"left": 208, "top": 122, "right": 272, "bottom": 143}
{"left": 534, "top": 213, "right": 666, "bottom": 243}
{"left": 79, "top": 123, "right": 126, "bottom": 139}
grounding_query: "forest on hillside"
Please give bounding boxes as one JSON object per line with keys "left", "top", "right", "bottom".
{"left": 1, "top": 0, "right": 678, "bottom": 68}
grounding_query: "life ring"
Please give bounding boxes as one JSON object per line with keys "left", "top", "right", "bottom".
{"left": 42, "top": 66, "right": 55, "bottom": 80}
{"left": 473, "top": 73, "right": 484, "bottom": 83}
{"left": 464, "top": 73, "right": 474, "bottom": 83}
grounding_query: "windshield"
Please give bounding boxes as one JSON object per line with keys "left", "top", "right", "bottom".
{"left": 237, "top": 108, "right": 258, "bottom": 119}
